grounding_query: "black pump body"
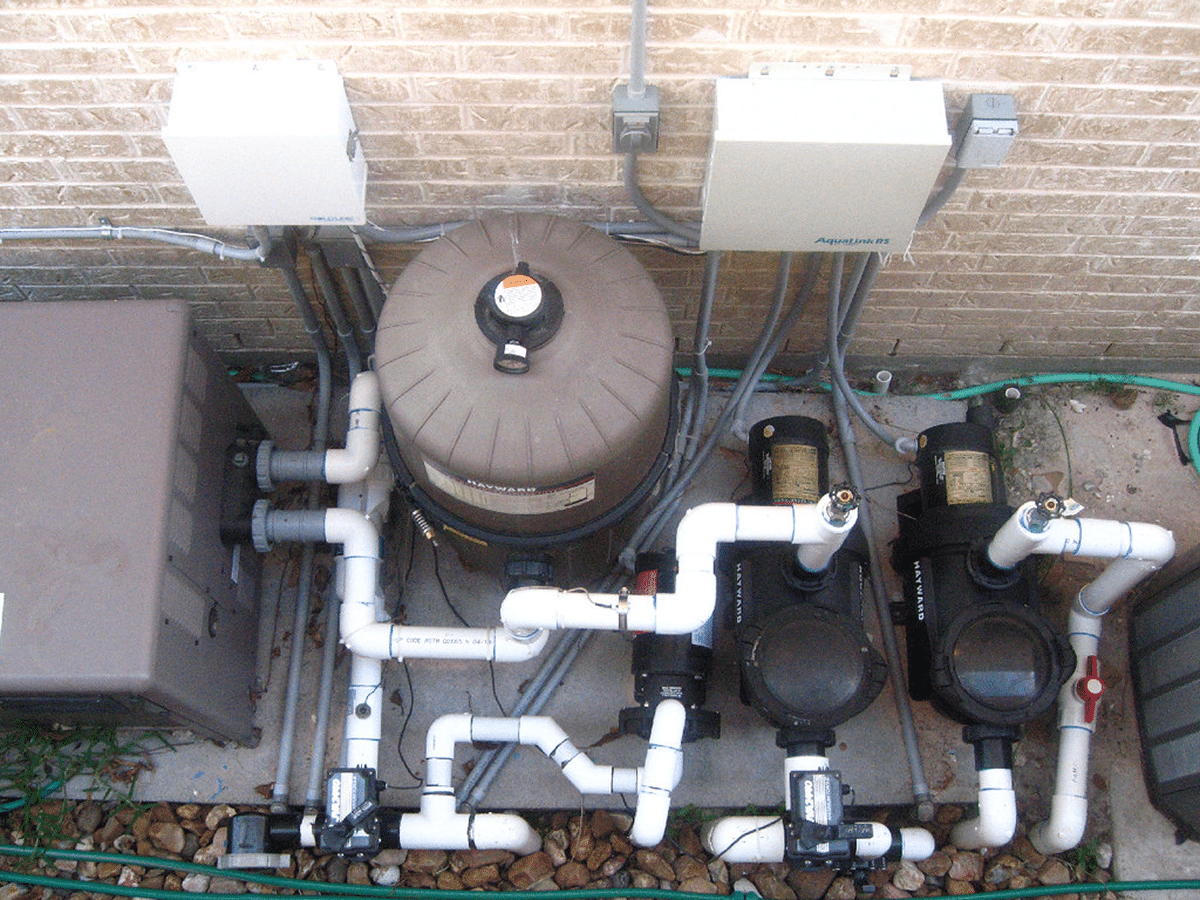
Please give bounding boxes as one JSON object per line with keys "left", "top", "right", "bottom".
{"left": 893, "top": 419, "right": 1074, "bottom": 731}
{"left": 727, "top": 416, "right": 886, "bottom": 734}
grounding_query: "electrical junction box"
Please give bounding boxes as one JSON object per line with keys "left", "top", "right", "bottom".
{"left": 0, "top": 300, "right": 265, "bottom": 743}
{"left": 163, "top": 59, "right": 367, "bottom": 227}
{"left": 699, "top": 64, "right": 951, "bottom": 253}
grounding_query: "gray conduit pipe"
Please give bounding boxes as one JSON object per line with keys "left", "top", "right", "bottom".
{"left": 305, "top": 585, "right": 341, "bottom": 807}
{"left": 681, "top": 252, "right": 719, "bottom": 470}
{"left": 339, "top": 267, "right": 376, "bottom": 339}
{"left": 628, "top": 0, "right": 648, "bottom": 98}
{"left": 622, "top": 153, "right": 701, "bottom": 245}
{"left": 272, "top": 261, "right": 334, "bottom": 812}
{"left": 0, "top": 224, "right": 269, "bottom": 262}
{"left": 826, "top": 253, "right": 933, "bottom": 820}
{"left": 307, "top": 248, "right": 364, "bottom": 376}
{"left": 837, "top": 252, "right": 882, "bottom": 347}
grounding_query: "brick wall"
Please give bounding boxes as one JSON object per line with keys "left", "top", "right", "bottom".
{"left": 1, "top": 0, "right": 1198, "bottom": 371}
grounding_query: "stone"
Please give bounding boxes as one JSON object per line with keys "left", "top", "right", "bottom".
{"left": 325, "top": 856, "right": 350, "bottom": 883}
{"left": 985, "top": 853, "right": 1024, "bottom": 885}
{"left": 610, "top": 812, "right": 634, "bottom": 834}
{"left": 1008, "top": 874, "right": 1036, "bottom": 890}
{"left": 147, "top": 822, "right": 186, "bottom": 855}
{"left": 450, "top": 848, "right": 510, "bottom": 871}
{"left": 544, "top": 828, "right": 569, "bottom": 867}
{"left": 555, "top": 861, "right": 591, "bottom": 888}
{"left": 679, "top": 877, "right": 720, "bottom": 894}
{"left": 880, "top": 885, "right": 911, "bottom": 899}
{"left": 634, "top": 849, "right": 676, "bottom": 882}
{"left": 347, "top": 861, "right": 371, "bottom": 885}
{"left": 96, "top": 861, "right": 123, "bottom": 880}
{"left": 1011, "top": 836, "right": 1047, "bottom": 869}
{"left": 945, "top": 878, "right": 976, "bottom": 895}
{"left": 371, "top": 865, "right": 402, "bottom": 886}
{"left": 1038, "top": 857, "right": 1073, "bottom": 886}
{"left": 677, "top": 824, "right": 705, "bottom": 858}
{"left": 708, "top": 858, "right": 730, "bottom": 887}
{"left": 176, "top": 804, "right": 201, "bottom": 821}
{"left": 207, "top": 877, "right": 246, "bottom": 894}
{"left": 732, "top": 877, "right": 759, "bottom": 897}
{"left": 1096, "top": 842, "right": 1113, "bottom": 870}
{"left": 824, "top": 875, "right": 856, "bottom": 900}
{"left": 403, "top": 871, "right": 437, "bottom": 889}
{"left": 462, "top": 864, "right": 501, "bottom": 888}
{"left": 947, "top": 850, "right": 984, "bottom": 882}
{"left": 372, "top": 849, "right": 408, "bottom": 868}
{"left": 568, "top": 815, "right": 594, "bottom": 861}
{"left": 751, "top": 872, "right": 797, "bottom": 900}
{"left": 180, "top": 872, "right": 210, "bottom": 893}
{"left": 675, "top": 854, "right": 709, "bottom": 882}
{"left": 405, "top": 848, "right": 448, "bottom": 873}
{"left": 149, "top": 802, "right": 177, "bottom": 823}
{"left": 610, "top": 832, "right": 633, "bottom": 856}
{"left": 74, "top": 801, "right": 104, "bottom": 836}
{"left": 130, "top": 813, "right": 153, "bottom": 842}
{"left": 205, "top": 805, "right": 237, "bottom": 831}
{"left": 631, "top": 871, "right": 659, "bottom": 889}
{"left": 591, "top": 809, "right": 616, "bottom": 838}
{"left": 918, "top": 849, "right": 952, "bottom": 878}
{"left": 508, "top": 851, "right": 556, "bottom": 889}
{"left": 892, "top": 860, "right": 926, "bottom": 892}
{"left": 600, "top": 854, "right": 627, "bottom": 877}
{"left": 436, "top": 870, "right": 464, "bottom": 890}
{"left": 97, "top": 815, "right": 125, "bottom": 847}
{"left": 785, "top": 868, "right": 835, "bottom": 900}
{"left": 585, "top": 839, "right": 613, "bottom": 871}
{"left": 935, "top": 805, "right": 965, "bottom": 825}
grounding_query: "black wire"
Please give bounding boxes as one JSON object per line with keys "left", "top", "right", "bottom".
{"left": 488, "top": 661, "right": 508, "bottom": 717}
{"left": 863, "top": 462, "right": 919, "bottom": 492}
{"left": 394, "top": 658, "right": 423, "bottom": 786}
{"left": 430, "top": 543, "right": 470, "bottom": 627}
{"left": 711, "top": 816, "right": 784, "bottom": 861}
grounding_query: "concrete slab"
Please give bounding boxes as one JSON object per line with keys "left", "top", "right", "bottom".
{"left": 118, "top": 377, "right": 1200, "bottom": 875}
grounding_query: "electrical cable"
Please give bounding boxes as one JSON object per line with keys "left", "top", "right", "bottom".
{"left": 622, "top": 153, "right": 701, "bottom": 245}
{"left": 0, "top": 224, "right": 269, "bottom": 262}
{"left": 826, "top": 252, "right": 933, "bottom": 820}
{"left": 394, "top": 658, "right": 424, "bottom": 786}
{"left": 1, "top": 844, "right": 1198, "bottom": 900}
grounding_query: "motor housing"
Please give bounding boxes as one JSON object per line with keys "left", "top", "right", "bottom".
{"left": 893, "top": 418, "right": 1074, "bottom": 731}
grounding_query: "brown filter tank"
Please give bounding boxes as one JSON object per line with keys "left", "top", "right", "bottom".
{"left": 374, "top": 214, "right": 675, "bottom": 576}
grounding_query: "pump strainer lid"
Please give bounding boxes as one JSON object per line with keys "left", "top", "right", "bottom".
{"left": 745, "top": 607, "right": 886, "bottom": 730}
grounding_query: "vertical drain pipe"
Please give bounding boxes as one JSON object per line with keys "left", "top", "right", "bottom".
{"left": 272, "top": 255, "right": 334, "bottom": 812}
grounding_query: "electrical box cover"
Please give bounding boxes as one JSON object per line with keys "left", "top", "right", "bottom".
{"left": 699, "top": 67, "right": 951, "bottom": 253}
{"left": 0, "top": 300, "right": 264, "bottom": 742}
{"left": 163, "top": 60, "right": 367, "bottom": 227}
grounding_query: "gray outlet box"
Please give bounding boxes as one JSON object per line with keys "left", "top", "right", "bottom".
{"left": 0, "top": 300, "right": 264, "bottom": 743}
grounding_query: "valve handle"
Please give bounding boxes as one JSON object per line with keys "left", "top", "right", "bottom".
{"left": 1075, "top": 655, "right": 1105, "bottom": 724}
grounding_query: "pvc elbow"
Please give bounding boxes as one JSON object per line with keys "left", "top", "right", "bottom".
{"left": 701, "top": 817, "right": 785, "bottom": 863}
{"left": 631, "top": 699, "right": 686, "bottom": 847}
{"left": 951, "top": 769, "right": 1017, "bottom": 849}
{"left": 630, "top": 791, "right": 672, "bottom": 847}
{"left": 897, "top": 827, "right": 937, "bottom": 861}
{"left": 1029, "top": 794, "right": 1088, "bottom": 855}
{"left": 493, "top": 626, "right": 549, "bottom": 662}
{"left": 323, "top": 508, "right": 379, "bottom": 559}
{"left": 323, "top": 372, "right": 382, "bottom": 484}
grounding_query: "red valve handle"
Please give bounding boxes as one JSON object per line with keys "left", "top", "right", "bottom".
{"left": 1075, "top": 655, "right": 1105, "bottom": 724}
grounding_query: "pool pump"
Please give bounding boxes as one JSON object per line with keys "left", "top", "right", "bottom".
{"left": 704, "top": 417, "right": 932, "bottom": 871}
{"left": 893, "top": 412, "right": 1074, "bottom": 848}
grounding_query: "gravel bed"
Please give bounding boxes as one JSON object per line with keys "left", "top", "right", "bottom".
{"left": 0, "top": 800, "right": 1119, "bottom": 899}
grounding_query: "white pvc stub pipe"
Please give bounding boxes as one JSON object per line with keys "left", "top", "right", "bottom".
{"left": 951, "top": 768, "right": 1017, "bottom": 850}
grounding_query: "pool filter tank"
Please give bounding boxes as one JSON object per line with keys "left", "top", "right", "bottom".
{"left": 374, "top": 214, "right": 676, "bottom": 575}
{"left": 893, "top": 413, "right": 1074, "bottom": 760}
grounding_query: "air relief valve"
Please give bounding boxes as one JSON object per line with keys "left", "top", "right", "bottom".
{"left": 474, "top": 261, "right": 564, "bottom": 374}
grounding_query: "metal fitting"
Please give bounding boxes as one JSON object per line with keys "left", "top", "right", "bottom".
{"left": 825, "top": 483, "right": 860, "bottom": 527}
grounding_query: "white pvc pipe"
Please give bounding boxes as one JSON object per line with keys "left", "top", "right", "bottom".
{"left": 703, "top": 817, "right": 935, "bottom": 864}
{"left": 501, "top": 498, "right": 857, "bottom": 636}
{"left": 323, "top": 371, "right": 382, "bottom": 483}
{"left": 1029, "top": 605, "right": 1103, "bottom": 854}
{"left": 631, "top": 699, "right": 686, "bottom": 847}
{"left": 343, "top": 654, "right": 384, "bottom": 771}
{"left": 984, "top": 504, "right": 1174, "bottom": 853}
{"left": 950, "top": 768, "right": 1017, "bottom": 849}
{"left": 397, "top": 811, "right": 542, "bottom": 855}
{"left": 416, "top": 701, "right": 685, "bottom": 851}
